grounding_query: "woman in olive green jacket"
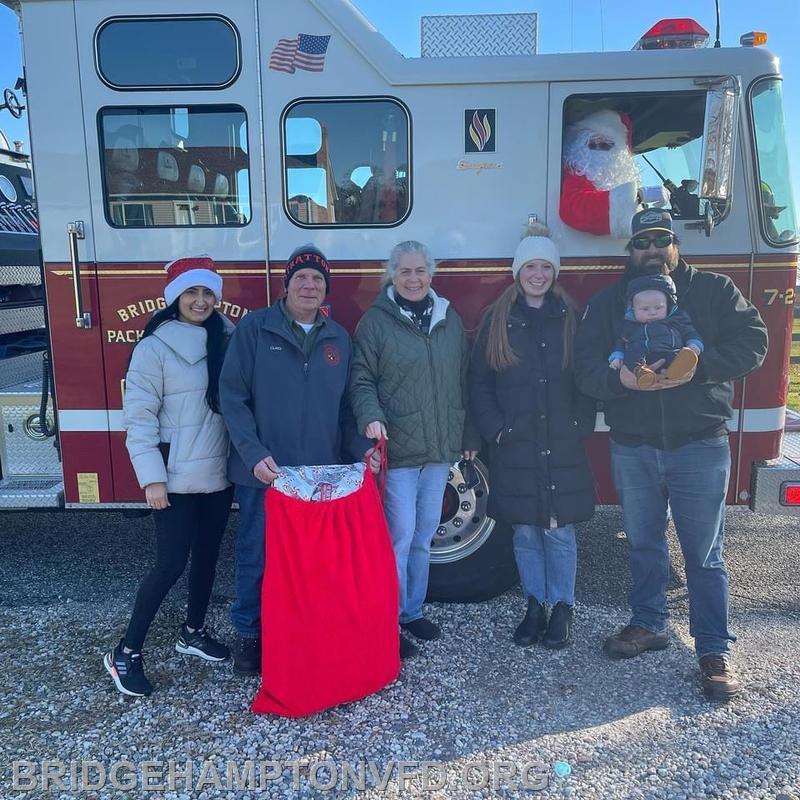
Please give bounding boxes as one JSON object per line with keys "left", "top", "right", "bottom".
{"left": 350, "top": 241, "right": 478, "bottom": 659}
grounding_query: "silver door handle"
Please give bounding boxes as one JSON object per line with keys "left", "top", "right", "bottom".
{"left": 67, "top": 220, "right": 91, "bottom": 329}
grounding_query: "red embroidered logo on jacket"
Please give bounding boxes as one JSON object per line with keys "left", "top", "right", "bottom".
{"left": 324, "top": 344, "right": 340, "bottom": 366}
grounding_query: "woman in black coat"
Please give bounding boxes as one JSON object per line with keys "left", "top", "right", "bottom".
{"left": 469, "top": 223, "right": 595, "bottom": 649}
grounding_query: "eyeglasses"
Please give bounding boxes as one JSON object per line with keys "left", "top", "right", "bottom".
{"left": 631, "top": 233, "right": 674, "bottom": 250}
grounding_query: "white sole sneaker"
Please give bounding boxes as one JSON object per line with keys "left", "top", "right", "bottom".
{"left": 174, "top": 641, "right": 228, "bottom": 662}
{"left": 103, "top": 652, "right": 149, "bottom": 697}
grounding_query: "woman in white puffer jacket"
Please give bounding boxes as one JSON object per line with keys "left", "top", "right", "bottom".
{"left": 104, "top": 256, "right": 234, "bottom": 697}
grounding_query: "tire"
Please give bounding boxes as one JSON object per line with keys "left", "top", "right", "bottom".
{"left": 424, "top": 457, "right": 519, "bottom": 602}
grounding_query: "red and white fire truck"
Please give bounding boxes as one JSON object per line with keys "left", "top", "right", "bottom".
{"left": 0, "top": 1, "right": 798, "bottom": 599}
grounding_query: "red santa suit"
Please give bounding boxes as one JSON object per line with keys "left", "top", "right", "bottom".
{"left": 559, "top": 109, "right": 642, "bottom": 239}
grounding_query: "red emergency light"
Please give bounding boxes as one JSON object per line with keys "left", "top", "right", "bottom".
{"left": 634, "top": 19, "right": 710, "bottom": 51}
{"left": 780, "top": 483, "right": 800, "bottom": 506}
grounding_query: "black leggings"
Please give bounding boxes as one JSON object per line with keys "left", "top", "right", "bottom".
{"left": 124, "top": 486, "right": 234, "bottom": 652}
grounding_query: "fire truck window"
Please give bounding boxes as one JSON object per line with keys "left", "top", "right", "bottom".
{"left": 283, "top": 99, "right": 410, "bottom": 227}
{"left": 0, "top": 175, "right": 17, "bottom": 203}
{"left": 751, "top": 79, "right": 798, "bottom": 246}
{"left": 99, "top": 106, "right": 250, "bottom": 228}
{"left": 562, "top": 93, "right": 708, "bottom": 223}
{"left": 96, "top": 17, "right": 240, "bottom": 89}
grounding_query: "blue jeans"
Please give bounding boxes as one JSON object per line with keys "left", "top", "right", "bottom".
{"left": 230, "top": 484, "right": 266, "bottom": 638}
{"left": 383, "top": 463, "right": 450, "bottom": 624}
{"left": 611, "top": 437, "right": 734, "bottom": 657}
{"left": 512, "top": 524, "right": 577, "bottom": 606}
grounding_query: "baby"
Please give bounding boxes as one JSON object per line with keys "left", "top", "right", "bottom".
{"left": 609, "top": 274, "right": 703, "bottom": 388}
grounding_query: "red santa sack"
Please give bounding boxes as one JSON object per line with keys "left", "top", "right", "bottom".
{"left": 251, "top": 462, "right": 400, "bottom": 717}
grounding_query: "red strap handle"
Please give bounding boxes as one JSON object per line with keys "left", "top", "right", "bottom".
{"left": 371, "top": 436, "right": 388, "bottom": 499}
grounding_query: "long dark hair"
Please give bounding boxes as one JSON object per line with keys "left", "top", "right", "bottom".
{"left": 129, "top": 299, "right": 227, "bottom": 413}
{"left": 482, "top": 276, "right": 577, "bottom": 372}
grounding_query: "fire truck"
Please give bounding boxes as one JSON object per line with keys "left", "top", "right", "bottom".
{"left": 0, "top": 0, "right": 798, "bottom": 600}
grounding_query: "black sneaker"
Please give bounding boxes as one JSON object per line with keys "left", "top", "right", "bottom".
{"left": 232, "top": 635, "right": 261, "bottom": 676}
{"left": 400, "top": 634, "right": 419, "bottom": 660}
{"left": 401, "top": 617, "right": 441, "bottom": 641}
{"left": 175, "top": 624, "right": 230, "bottom": 662}
{"left": 104, "top": 639, "right": 152, "bottom": 697}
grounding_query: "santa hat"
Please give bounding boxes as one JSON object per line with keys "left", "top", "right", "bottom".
{"left": 511, "top": 222, "right": 560, "bottom": 279}
{"left": 573, "top": 109, "right": 633, "bottom": 150}
{"left": 163, "top": 255, "right": 223, "bottom": 306}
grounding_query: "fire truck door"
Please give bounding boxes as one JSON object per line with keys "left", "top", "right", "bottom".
{"left": 19, "top": 0, "right": 110, "bottom": 506}
{"left": 73, "top": 1, "right": 265, "bottom": 503}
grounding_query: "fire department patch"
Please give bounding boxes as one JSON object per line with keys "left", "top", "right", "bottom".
{"left": 324, "top": 344, "right": 340, "bottom": 366}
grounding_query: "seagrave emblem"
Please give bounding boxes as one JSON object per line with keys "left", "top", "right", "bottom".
{"left": 465, "top": 109, "right": 496, "bottom": 153}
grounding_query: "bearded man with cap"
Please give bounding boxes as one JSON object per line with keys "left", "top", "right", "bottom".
{"left": 560, "top": 109, "right": 668, "bottom": 238}
{"left": 574, "top": 208, "right": 768, "bottom": 701}
{"left": 468, "top": 224, "right": 595, "bottom": 651}
{"left": 219, "top": 244, "right": 377, "bottom": 676}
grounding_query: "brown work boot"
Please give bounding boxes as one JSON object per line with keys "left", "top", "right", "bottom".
{"left": 634, "top": 364, "right": 656, "bottom": 388}
{"left": 603, "top": 624, "right": 669, "bottom": 659}
{"left": 664, "top": 347, "right": 698, "bottom": 381}
{"left": 699, "top": 654, "right": 742, "bottom": 702}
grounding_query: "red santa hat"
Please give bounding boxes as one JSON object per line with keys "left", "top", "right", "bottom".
{"left": 163, "top": 255, "right": 223, "bottom": 306}
{"left": 574, "top": 109, "right": 633, "bottom": 150}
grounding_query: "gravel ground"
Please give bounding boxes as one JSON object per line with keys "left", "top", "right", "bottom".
{"left": 1, "top": 506, "right": 799, "bottom": 799}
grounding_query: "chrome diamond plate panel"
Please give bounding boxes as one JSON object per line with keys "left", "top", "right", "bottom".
{"left": 0, "top": 389, "right": 60, "bottom": 476}
{"left": 0, "top": 264, "right": 41, "bottom": 285}
{"left": 0, "top": 351, "right": 45, "bottom": 390}
{"left": 0, "top": 304, "right": 44, "bottom": 335}
{"left": 421, "top": 13, "right": 538, "bottom": 57}
{"left": 781, "top": 431, "right": 800, "bottom": 461}
{"left": 0, "top": 477, "right": 63, "bottom": 509}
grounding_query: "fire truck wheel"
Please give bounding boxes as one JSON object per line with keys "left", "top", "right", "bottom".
{"left": 424, "top": 457, "right": 519, "bottom": 602}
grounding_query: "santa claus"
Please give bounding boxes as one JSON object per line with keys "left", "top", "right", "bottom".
{"left": 559, "top": 109, "right": 666, "bottom": 238}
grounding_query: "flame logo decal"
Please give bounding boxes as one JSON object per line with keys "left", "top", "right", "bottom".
{"left": 469, "top": 111, "right": 492, "bottom": 152}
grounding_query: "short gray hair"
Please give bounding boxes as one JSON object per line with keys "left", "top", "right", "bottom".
{"left": 382, "top": 240, "right": 437, "bottom": 287}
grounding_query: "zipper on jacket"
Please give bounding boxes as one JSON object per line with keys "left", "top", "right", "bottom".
{"left": 425, "top": 336, "right": 445, "bottom": 457}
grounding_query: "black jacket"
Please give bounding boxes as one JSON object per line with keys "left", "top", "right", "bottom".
{"left": 469, "top": 294, "right": 595, "bottom": 528}
{"left": 574, "top": 260, "right": 768, "bottom": 449}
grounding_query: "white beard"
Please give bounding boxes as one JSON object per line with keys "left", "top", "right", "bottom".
{"left": 563, "top": 128, "right": 641, "bottom": 190}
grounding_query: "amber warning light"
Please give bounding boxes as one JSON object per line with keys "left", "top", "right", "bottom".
{"left": 780, "top": 483, "right": 800, "bottom": 506}
{"left": 740, "top": 31, "right": 768, "bottom": 47}
{"left": 634, "top": 19, "right": 710, "bottom": 50}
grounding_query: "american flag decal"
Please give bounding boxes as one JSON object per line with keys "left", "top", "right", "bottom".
{"left": 269, "top": 33, "right": 331, "bottom": 74}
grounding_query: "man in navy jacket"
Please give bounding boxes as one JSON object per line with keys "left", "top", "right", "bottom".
{"left": 220, "top": 244, "right": 376, "bottom": 676}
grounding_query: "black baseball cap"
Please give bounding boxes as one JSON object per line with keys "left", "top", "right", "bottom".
{"left": 631, "top": 208, "right": 674, "bottom": 238}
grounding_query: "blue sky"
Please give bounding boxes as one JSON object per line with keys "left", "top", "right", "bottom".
{"left": 1, "top": 0, "right": 797, "bottom": 211}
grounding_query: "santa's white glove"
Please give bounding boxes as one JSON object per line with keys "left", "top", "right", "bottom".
{"left": 638, "top": 185, "right": 671, "bottom": 207}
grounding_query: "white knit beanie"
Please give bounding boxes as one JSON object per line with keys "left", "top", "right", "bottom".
{"left": 163, "top": 255, "right": 223, "bottom": 306}
{"left": 511, "top": 222, "right": 560, "bottom": 278}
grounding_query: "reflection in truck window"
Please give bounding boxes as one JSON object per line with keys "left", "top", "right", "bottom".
{"left": 282, "top": 98, "right": 410, "bottom": 227}
{"left": 751, "top": 78, "right": 798, "bottom": 246}
{"left": 99, "top": 105, "right": 250, "bottom": 228}
{"left": 560, "top": 93, "right": 707, "bottom": 238}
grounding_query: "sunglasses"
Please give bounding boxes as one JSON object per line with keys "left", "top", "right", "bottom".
{"left": 631, "top": 233, "right": 674, "bottom": 250}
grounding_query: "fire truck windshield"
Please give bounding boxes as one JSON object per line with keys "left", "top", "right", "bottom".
{"left": 750, "top": 77, "right": 798, "bottom": 246}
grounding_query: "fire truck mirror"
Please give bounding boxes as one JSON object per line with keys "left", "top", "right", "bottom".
{"left": 697, "top": 76, "right": 740, "bottom": 210}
